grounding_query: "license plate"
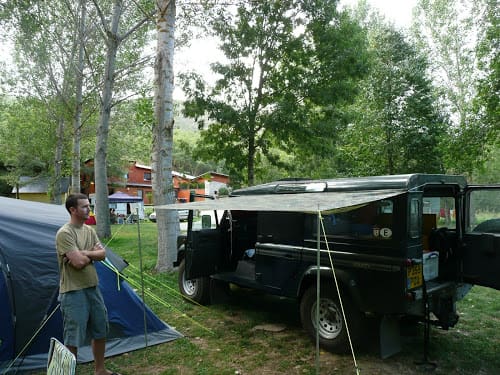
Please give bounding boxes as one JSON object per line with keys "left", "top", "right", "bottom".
{"left": 407, "top": 264, "right": 423, "bottom": 289}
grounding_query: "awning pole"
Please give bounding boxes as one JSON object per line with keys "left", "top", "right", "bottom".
{"left": 316, "top": 209, "right": 320, "bottom": 375}
{"left": 136, "top": 207, "right": 148, "bottom": 347}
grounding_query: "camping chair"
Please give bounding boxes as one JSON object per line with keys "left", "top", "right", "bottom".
{"left": 47, "top": 337, "right": 76, "bottom": 375}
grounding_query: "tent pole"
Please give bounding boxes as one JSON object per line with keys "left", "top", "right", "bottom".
{"left": 136, "top": 207, "right": 148, "bottom": 347}
{"left": 316, "top": 209, "right": 320, "bottom": 375}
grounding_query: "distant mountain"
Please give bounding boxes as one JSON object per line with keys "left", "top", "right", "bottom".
{"left": 174, "top": 101, "right": 200, "bottom": 131}
{"left": 174, "top": 113, "right": 199, "bottom": 131}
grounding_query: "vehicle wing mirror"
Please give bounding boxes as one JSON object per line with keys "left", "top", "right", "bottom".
{"left": 201, "top": 214, "right": 212, "bottom": 229}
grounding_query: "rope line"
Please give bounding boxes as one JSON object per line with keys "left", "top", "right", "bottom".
{"left": 99, "top": 259, "right": 214, "bottom": 335}
{"left": 319, "top": 213, "right": 361, "bottom": 375}
{"left": 122, "top": 274, "right": 214, "bottom": 335}
{"left": 125, "top": 262, "right": 192, "bottom": 302}
{"left": 2, "top": 303, "right": 61, "bottom": 375}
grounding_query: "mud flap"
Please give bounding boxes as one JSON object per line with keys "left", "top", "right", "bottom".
{"left": 379, "top": 315, "right": 401, "bottom": 359}
{"left": 209, "top": 279, "right": 231, "bottom": 304}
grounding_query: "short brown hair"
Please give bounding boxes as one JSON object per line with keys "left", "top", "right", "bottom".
{"left": 65, "top": 193, "right": 89, "bottom": 213}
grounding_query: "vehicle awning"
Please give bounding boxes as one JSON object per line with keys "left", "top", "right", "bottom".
{"left": 156, "top": 189, "right": 405, "bottom": 214}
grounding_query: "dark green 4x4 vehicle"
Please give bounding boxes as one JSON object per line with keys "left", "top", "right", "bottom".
{"left": 169, "top": 174, "right": 500, "bottom": 357}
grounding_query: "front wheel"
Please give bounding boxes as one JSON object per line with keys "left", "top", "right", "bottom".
{"left": 178, "top": 259, "right": 211, "bottom": 304}
{"left": 300, "top": 285, "right": 364, "bottom": 353}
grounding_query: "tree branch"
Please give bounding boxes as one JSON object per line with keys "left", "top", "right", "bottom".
{"left": 119, "top": 7, "right": 157, "bottom": 42}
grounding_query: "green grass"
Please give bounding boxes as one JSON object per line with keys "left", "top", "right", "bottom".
{"left": 33, "top": 223, "right": 500, "bottom": 374}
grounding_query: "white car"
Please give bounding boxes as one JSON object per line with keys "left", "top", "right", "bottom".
{"left": 149, "top": 210, "right": 189, "bottom": 222}
{"left": 178, "top": 209, "right": 189, "bottom": 221}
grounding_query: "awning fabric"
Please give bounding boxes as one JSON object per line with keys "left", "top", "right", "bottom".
{"left": 156, "top": 189, "right": 405, "bottom": 214}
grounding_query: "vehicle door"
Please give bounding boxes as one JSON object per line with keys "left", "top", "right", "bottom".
{"left": 184, "top": 211, "right": 232, "bottom": 279}
{"left": 462, "top": 186, "right": 500, "bottom": 290}
{"left": 254, "top": 212, "right": 304, "bottom": 292}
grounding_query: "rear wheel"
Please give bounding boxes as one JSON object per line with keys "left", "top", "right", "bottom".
{"left": 300, "top": 284, "right": 364, "bottom": 353}
{"left": 178, "top": 259, "right": 211, "bottom": 304}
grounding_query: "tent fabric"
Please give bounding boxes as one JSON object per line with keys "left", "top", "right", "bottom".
{"left": 0, "top": 197, "right": 181, "bottom": 373}
{"left": 156, "top": 189, "right": 405, "bottom": 214}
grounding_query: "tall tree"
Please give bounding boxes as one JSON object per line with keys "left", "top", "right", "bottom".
{"left": 181, "top": 1, "right": 298, "bottom": 186}
{"left": 338, "top": 20, "right": 447, "bottom": 175}
{"left": 71, "top": 0, "right": 87, "bottom": 194}
{"left": 1, "top": 0, "right": 85, "bottom": 203}
{"left": 181, "top": 0, "right": 368, "bottom": 186}
{"left": 412, "top": 0, "right": 491, "bottom": 174}
{"left": 153, "top": 0, "right": 177, "bottom": 272}
{"left": 93, "top": 0, "right": 124, "bottom": 239}
{"left": 1, "top": 0, "right": 156, "bottom": 232}
{"left": 0, "top": 98, "right": 59, "bottom": 191}
{"left": 91, "top": 0, "right": 155, "bottom": 238}
{"left": 474, "top": 0, "right": 499, "bottom": 153}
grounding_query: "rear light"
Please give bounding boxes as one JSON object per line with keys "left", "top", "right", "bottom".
{"left": 406, "top": 258, "right": 423, "bottom": 289}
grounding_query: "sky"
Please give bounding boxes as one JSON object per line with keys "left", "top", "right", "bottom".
{"left": 340, "top": 0, "right": 418, "bottom": 27}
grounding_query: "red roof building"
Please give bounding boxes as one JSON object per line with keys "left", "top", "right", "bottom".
{"left": 82, "top": 160, "right": 229, "bottom": 205}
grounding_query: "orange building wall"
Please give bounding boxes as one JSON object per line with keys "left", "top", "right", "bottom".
{"left": 81, "top": 161, "right": 228, "bottom": 206}
{"left": 127, "top": 165, "right": 151, "bottom": 184}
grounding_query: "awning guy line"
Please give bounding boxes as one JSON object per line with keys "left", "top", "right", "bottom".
{"left": 320, "top": 213, "right": 361, "bottom": 375}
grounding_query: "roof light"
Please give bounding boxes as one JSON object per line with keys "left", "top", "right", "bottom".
{"left": 275, "top": 182, "right": 326, "bottom": 193}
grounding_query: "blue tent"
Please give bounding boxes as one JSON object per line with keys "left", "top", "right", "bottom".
{"left": 0, "top": 197, "right": 182, "bottom": 373}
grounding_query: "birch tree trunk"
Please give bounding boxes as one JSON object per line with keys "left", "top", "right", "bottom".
{"left": 95, "top": 0, "right": 123, "bottom": 239}
{"left": 52, "top": 118, "right": 65, "bottom": 204}
{"left": 71, "top": 0, "right": 86, "bottom": 194}
{"left": 153, "top": 0, "right": 177, "bottom": 272}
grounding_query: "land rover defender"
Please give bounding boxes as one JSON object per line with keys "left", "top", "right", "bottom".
{"left": 170, "top": 174, "right": 500, "bottom": 357}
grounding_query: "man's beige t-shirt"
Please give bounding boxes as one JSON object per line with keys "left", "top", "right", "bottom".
{"left": 56, "top": 223, "right": 100, "bottom": 293}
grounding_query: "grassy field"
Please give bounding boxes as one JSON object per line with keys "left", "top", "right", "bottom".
{"left": 42, "top": 223, "right": 500, "bottom": 374}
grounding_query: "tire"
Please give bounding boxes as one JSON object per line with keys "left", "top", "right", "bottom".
{"left": 300, "top": 284, "right": 364, "bottom": 353}
{"left": 178, "top": 259, "right": 211, "bottom": 304}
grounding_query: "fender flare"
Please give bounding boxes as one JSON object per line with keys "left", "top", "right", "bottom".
{"left": 297, "top": 266, "right": 364, "bottom": 310}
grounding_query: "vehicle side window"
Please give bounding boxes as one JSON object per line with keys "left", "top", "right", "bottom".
{"left": 314, "top": 200, "right": 394, "bottom": 240}
{"left": 257, "top": 212, "right": 304, "bottom": 245}
{"left": 467, "top": 190, "right": 500, "bottom": 234}
{"left": 409, "top": 198, "right": 421, "bottom": 238}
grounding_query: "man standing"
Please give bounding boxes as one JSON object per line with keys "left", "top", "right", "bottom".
{"left": 56, "top": 193, "right": 120, "bottom": 375}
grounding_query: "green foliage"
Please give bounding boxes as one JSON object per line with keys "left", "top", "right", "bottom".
{"left": 412, "top": 0, "right": 495, "bottom": 175}
{"left": 0, "top": 97, "right": 67, "bottom": 183}
{"left": 0, "top": 162, "right": 13, "bottom": 196}
{"left": 338, "top": 20, "right": 448, "bottom": 175}
{"left": 473, "top": 145, "right": 500, "bottom": 183}
{"left": 474, "top": 0, "right": 499, "bottom": 160}
{"left": 181, "top": 0, "right": 369, "bottom": 186}
{"left": 122, "top": 95, "right": 219, "bottom": 176}
{"left": 1, "top": 0, "right": 497, "bottom": 196}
